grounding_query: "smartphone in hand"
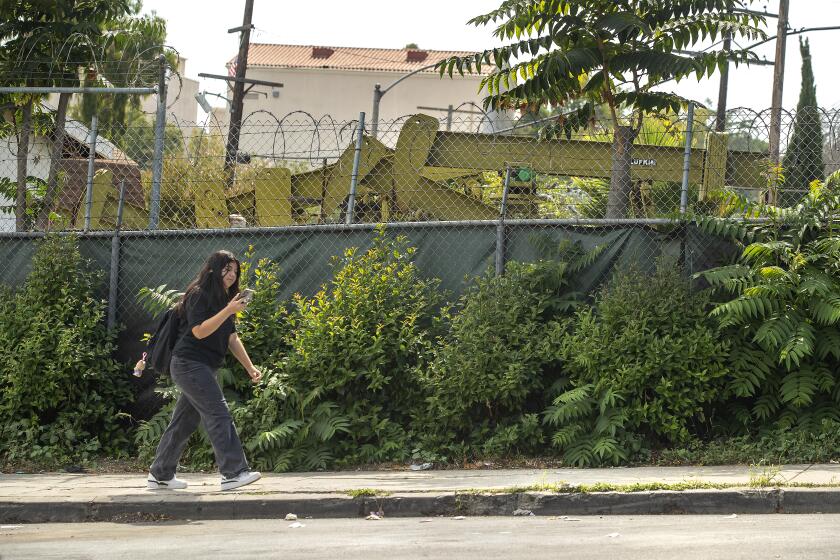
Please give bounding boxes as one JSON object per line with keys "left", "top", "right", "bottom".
{"left": 238, "top": 288, "right": 255, "bottom": 304}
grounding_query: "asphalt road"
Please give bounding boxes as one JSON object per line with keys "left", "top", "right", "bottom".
{"left": 2, "top": 515, "right": 838, "bottom": 559}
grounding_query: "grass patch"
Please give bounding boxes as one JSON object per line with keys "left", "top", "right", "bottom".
{"left": 345, "top": 488, "right": 392, "bottom": 498}
{"left": 653, "top": 428, "right": 840, "bottom": 467}
{"left": 461, "top": 478, "right": 840, "bottom": 495}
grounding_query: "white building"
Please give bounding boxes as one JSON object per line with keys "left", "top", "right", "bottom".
{"left": 209, "top": 44, "right": 489, "bottom": 161}
{"left": 140, "top": 56, "right": 200, "bottom": 125}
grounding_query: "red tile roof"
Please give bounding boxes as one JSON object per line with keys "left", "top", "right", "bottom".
{"left": 230, "top": 43, "right": 487, "bottom": 75}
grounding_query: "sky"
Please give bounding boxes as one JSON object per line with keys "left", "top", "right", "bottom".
{"left": 140, "top": 0, "right": 840, "bottom": 116}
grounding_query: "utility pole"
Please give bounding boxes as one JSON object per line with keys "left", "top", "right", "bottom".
{"left": 715, "top": 32, "right": 732, "bottom": 132}
{"left": 768, "top": 0, "right": 789, "bottom": 169}
{"left": 225, "top": 0, "right": 255, "bottom": 188}
{"left": 716, "top": 7, "right": 780, "bottom": 132}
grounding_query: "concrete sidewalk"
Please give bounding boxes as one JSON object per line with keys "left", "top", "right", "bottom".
{"left": 3, "top": 464, "right": 840, "bottom": 522}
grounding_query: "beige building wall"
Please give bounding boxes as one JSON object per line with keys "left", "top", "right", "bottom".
{"left": 141, "top": 57, "right": 200, "bottom": 125}
{"left": 238, "top": 67, "right": 484, "bottom": 122}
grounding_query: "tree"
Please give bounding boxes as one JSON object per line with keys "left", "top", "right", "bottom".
{"left": 781, "top": 37, "right": 824, "bottom": 205}
{"left": 438, "top": 0, "right": 766, "bottom": 218}
{"left": 13, "top": 98, "right": 33, "bottom": 231}
{"left": 72, "top": 6, "right": 168, "bottom": 143}
{"left": 0, "top": 0, "right": 136, "bottom": 229}
{"left": 0, "top": 2, "right": 56, "bottom": 231}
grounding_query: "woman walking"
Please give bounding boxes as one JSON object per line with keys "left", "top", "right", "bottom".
{"left": 146, "top": 250, "right": 262, "bottom": 491}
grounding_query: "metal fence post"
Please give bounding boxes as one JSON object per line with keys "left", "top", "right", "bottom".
{"left": 495, "top": 165, "right": 512, "bottom": 276}
{"left": 371, "top": 85, "right": 381, "bottom": 139}
{"left": 149, "top": 54, "right": 167, "bottom": 230}
{"left": 346, "top": 112, "right": 365, "bottom": 225}
{"left": 680, "top": 102, "right": 695, "bottom": 214}
{"left": 83, "top": 115, "right": 99, "bottom": 232}
{"left": 107, "top": 179, "right": 126, "bottom": 330}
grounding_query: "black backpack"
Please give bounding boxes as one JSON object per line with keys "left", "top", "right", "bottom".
{"left": 144, "top": 305, "right": 183, "bottom": 376}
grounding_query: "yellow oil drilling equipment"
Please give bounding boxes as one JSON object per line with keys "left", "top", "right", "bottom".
{"left": 77, "top": 113, "right": 767, "bottom": 229}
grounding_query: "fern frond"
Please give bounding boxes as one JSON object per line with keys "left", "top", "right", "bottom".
{"left": 563, "top": 439, "right": 595, "bottom": 467}
{"left": 592, "top": 436, "right": 627, "bottom": 463}
{"left": 798, "top": 271, "right": 837, "bottom": 297}
{"left": 693, "top": 264, "right": 752, "bottom": 290}
{"left": 779, "top": 322, "right": 816, "bottom": 369}
{"left": 550, "top": 424, "right": 583, "bottom": 448}
{"left": 711, "top": 295, "right": 775, "bottom": 325}
{"left": 556, "top": 384, "right": 593, "bottom": 405}
{"left": 302, "top": 446, "right": 334, "bottom": 471}
{"left": 757, "top": 266, "right": 789, "bottom": 281}
{"left": 597, "top": 388, "right": 624, "bottom": 413}
{"left": 693, "top": 215, "right": 750, "bottom": 242}
{"left": 813, "top": 365, "right": 836, "bottom": 393}
{"left": 815, "top": 328, "right": 840, "bottom": 360}
{"left": 251, "top": 419, "right": 305, "bottom": 452}
{"left": 569, "top": 242, "right": 610, "bottom": 274}
{"left": 753, "top": 393, "right": 780, "bottom": 420}
{"left": 543, "top": 399, "right": 594, "bottom": 426}
{"left": 137, "top": 284, "right": 183, "bottom": 316}
{"left": 742, "top": 240, "right": 791, "bottom": 264}
{"left": 134, "top": 401, "right": 176, "bottom": 448}
{"left": 812, "top": 236, "right": 840, "bottom": 255}
{"left": 753, "top": 316, "right": 795, "bottom": 350}
{"left": 593, "top": 407, "right": 626, "bottom": 436}
{"left": 810, "top": 297, "right": 840, "bottom": 326}
{"left": 311, "top": 415, "right": 351, "bottom": 442}
{"left": 779, "top": 370, "right": 818, "bottom": 407}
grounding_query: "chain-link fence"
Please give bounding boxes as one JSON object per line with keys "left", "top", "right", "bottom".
{"left": 0, "top": 95, "right": 837, "bottom": 358}
{"left": 6, "top": 103, "right": 837, "bottom": 231}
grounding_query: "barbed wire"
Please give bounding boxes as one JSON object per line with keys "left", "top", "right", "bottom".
{"left": 195, "top": 105, "right": 840, "bottom": 162}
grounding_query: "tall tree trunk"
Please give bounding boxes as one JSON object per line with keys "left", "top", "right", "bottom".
{"left": 606, "top": 125, "right": 635, "bottom": 219}
{"left": 37, "top": 92, "right": 70, "bottom": 230}
{"left": 16, "top": 101, "right": 33, "bottom": 231}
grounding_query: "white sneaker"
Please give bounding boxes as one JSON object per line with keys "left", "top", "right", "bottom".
{"left": 147, "top": 473, "right": 188, "bottom": 490}
{"left": 220, "top": 470, "right": 261, "bottom": 491}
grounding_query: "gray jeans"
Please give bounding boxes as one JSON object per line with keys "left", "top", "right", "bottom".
{"left": 149, "top": 355, "right": 249, "bottom": 480}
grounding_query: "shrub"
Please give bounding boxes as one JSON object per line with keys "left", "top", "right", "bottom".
{"left": 415, "top": 242, "right": 604, "bottom": 462}
{"left": 696, "top": 176, "right": 840, "bottom": 430}
{"left": 545, "top": 264, "right": 730, "bottom": 466}
{"left": 237, "top": 229, "right": 446, "bottom": 471}
{"left": 0, "top": 235, "right": 131, "bottom": 465}
{"left": 235, "top": 245, "right": 293, "bottom": 368}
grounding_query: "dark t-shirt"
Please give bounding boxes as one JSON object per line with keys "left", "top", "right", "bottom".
{"left": 172, "top": 289, "right": 236, "bottom": 368}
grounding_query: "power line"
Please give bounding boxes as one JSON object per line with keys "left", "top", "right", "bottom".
{"left": 745, "top": 25, "right": 840, "bottom": 51}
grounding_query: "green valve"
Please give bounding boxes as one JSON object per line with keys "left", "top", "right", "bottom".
{"left": 515, "top": 167, "right": 534, "bottom": 182}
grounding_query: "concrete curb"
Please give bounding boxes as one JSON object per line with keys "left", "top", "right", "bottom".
{"left": 3, "top": 488, "right": 840, "bottom": 522}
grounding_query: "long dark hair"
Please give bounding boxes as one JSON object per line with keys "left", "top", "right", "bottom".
{"left": 180, "top": 250, "right": 240, "bottom": 312}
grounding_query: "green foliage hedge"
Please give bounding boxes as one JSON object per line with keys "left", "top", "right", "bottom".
{"left": 12, "top": 179, "right": 840, "bottom": 470}
{"left": 128, "top": 189, "right": 840, "bottom": 470}
{"left": 546, "top": 264, "right": 731, "bottom": 466}
{"left": 0, "top": 236, "right": 132, "bottom": 465}
{"left": 416, "top": 243, "right": 601, "bottom": 462}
